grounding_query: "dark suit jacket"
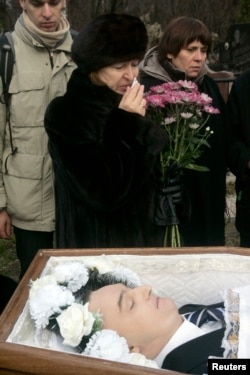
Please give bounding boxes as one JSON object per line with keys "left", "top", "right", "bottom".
{"left": 162, "top": 302, "right": 225, "bottom": 374}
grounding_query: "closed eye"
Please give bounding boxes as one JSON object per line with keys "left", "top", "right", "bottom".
{"left": 130, "top": 300, "right": 135, "bottom": 310}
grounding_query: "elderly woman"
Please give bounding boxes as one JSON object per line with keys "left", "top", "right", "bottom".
{"left": 139, "top": 16, "right": 227, "bottom": 247}
{"left": 44, "top": 14, "right": 169, "bottom": 248}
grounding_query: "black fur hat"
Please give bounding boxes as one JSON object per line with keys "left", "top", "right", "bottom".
{"left": 71, "top": 13, "right": 148, "bottom": 74}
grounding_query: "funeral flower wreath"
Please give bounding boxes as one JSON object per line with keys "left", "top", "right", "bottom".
{"left": 28, "top": 257, "right": 159, "bottom": 369}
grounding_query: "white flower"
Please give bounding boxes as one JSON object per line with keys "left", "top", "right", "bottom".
{"left": 189, "top": 123, "right": 200, "bottom": 129}
{"left": 52, "top": 262, "right": 89, "bottom": 292}
{"left": 164, "top": 116, "right": 176, "bottom": 124}
{"left": 57, "top": 302, "right": 95, "bottom": 347}
{"left": 84, "top": 329, "right": 130, "bottom": 362}
{"left": 108, "top": 267, "right": 141, "bottom": 287}
{"left": 29, "top": 275, "right": 57, "bottom": 298}
{"left": 180, "top": 112, "right": 193, "bottom": 119}
{"left": 128, "top": 352, "right": 159, "bottom": 368}
{"left": 29, "top": 283, "right": 75, "bottom": 330}
{"left": 84, "top": 255, "right": 115, "bottom": 274}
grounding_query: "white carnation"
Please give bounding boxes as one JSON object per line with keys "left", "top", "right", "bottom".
{"left": 52, "top": 262, "right": 89, "bottom": 292}
{"left": 29, "top": 283, "right": 75, "bottom": 330}
{"left": 84, "top": 329, "right": 130, "bottom": 362}
{"left": 57, "top": 302, "right": 95, "bottom": 347}
{"left": 84, "top": 256, "right": 115, "bottom": 274}
{"left": 128, "top": 352, "right": 159, "bottom": 368}
{"left": 29, "top": 275, "right": 57, "bottom": 298}
{"left": 108, "top": 267, "right": 141, "bottom": 287}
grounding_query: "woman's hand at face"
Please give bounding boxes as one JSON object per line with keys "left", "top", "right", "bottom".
{"left": 118, "top": 83, "right": 146, "bottom": 116}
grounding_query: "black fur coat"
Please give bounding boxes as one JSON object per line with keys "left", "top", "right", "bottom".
{"left": 45, "top": 69, "right": 168, "bottom": 248}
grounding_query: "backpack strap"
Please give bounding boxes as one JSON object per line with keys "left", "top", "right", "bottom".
{"left": 70, "top": 29, "right": 79, "bottom": 40}
{"left": 0, "top": 31, "right": 17, "bottom": 163}
{"left": 0, "top": 31, "right": 14, "bottom": 105}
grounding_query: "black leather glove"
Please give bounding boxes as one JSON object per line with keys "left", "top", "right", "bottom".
{"left": 161, "top": 174, "right": 183, "bottom": 204}
{"left": 154, "top": 163, "right": 191, "bottom": 225}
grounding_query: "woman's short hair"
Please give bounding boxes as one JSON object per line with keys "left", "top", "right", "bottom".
{"left": 158, "top": 16, "right": 212, "bottom": 64}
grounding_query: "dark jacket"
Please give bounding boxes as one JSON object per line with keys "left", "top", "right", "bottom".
{"left": 162, "top": 328, "right": 225, "bottom": 374}
{"left": 44, "top": 69, "right": 168, "bottom": 248}
{"left": 226, "top": 68, "right": 250, "bottom": 236}
{"left": 162, "top": 302, "right": 225, "bottom": 374}
{"left": 139, "top": 48, "right": 227, "bottom": 246}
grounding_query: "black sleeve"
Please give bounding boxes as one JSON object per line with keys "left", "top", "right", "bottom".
{"left": 45, "top": 103, "right": 168, "bottom": 213}
{"left": 226, "top": 73, "right": 250, "bottom": 179}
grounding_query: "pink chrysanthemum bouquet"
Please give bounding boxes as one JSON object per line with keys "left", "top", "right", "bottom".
{"left": 145, "top": 80, "right": 220, "bottom": 247}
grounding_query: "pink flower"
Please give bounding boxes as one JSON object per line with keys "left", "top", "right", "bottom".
{"left": 146, "top": 94, "right": 165, "bottom": 107}
{"left": 203, "top": 105, "right": 220, "bottom": 114}
{"left": 178, "top": 80, "right": 198, "bottom": 91}
{"left": 145, "top": 80, "right": 220, "bottom": 173}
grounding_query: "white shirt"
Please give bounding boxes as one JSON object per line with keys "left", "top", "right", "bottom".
{"left": 154, "top": 318, "right": 223, "bottom": 367}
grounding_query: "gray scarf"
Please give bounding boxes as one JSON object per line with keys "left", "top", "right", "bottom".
{"left": 16, "top": 11, "right": 70, "bottom": 48}
{"left": 139, "top": 46, "right": 208, "bottom": 85}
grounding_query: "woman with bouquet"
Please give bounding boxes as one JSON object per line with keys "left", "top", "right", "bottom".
{"left": 44, "top": 14, "right": 169, "bottom": 248}
{"left": 139, "top": 16, "right": 227, "bottom": 246}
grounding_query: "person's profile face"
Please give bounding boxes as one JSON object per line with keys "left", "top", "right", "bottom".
{"left": 96, "top": 61, "right": 140, "bottom": 94}
{"left": 19, "top": 0, "right": 65, "bottom": 32}
{"left": 167, "top": 40, "right": 207, "bottom": 79}
{"left": 88, "top": 283, "right": 181, "bottom": 357}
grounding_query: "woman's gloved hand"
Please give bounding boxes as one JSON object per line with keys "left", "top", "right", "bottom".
{"left": 154, "top": 163, "right": 191, "bottom": 225}
{"left": 161, "top": 174, "right": 183, "bottom": 204}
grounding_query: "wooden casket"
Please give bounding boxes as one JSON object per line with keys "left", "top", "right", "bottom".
{"left": 0, "top": 247, "right": 250, "bottom": 375}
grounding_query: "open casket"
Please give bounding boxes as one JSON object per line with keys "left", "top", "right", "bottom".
{"left": 0, "top": 246, "right": 250, "bottom": 375}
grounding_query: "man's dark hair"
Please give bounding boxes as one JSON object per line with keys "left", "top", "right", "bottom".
{"left": 47, "top": 267, "right": 134, "bottom": 352}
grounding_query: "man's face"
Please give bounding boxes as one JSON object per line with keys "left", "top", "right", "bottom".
{"left": 88, "top": 283, "right": 182, "bottom": 358}
{"left": 19, "top": 0, "right": 65, "bottom": 32}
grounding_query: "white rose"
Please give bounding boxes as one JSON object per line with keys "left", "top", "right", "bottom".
{"left": 57, "top": 303, "right": 95, "bottom": 347}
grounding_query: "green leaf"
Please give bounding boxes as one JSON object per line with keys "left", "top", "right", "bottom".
{"left": 185, "top": 164, "right": 210, "bottom": 172}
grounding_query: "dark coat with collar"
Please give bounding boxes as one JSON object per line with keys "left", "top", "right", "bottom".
{"left": 140, "top": 51, "right": 227, "bottom": 246}
{"left": 162, "top": 302, "right": 225, "bottom": 374}
{"left": 226, "top": 69, "right": 250, "bottom": 237}
{"left": 162, "top": 328, "right": 225, "bottom": 374}
{"left": 44, "top": 69, "right": 169, "bottom": 248}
